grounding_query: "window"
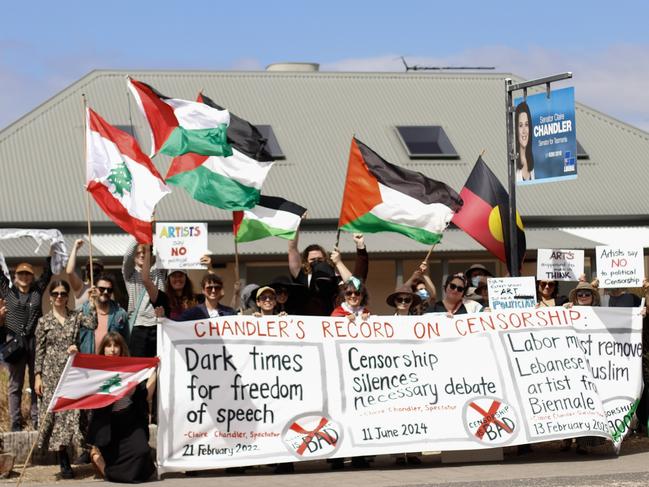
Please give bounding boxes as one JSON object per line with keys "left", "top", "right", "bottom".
{"left": 576, "top": 140, "right": 589, "bottom": 159}
{"left": 396, "top": 126, "right": 459, "bottom": 159}
{"left": 256, "top": 125, "right": 285, "bottom": 159}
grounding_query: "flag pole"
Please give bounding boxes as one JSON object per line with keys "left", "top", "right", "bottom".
{"left": 233, "top": 238, "right": 240, "bottom": 283}
{"left": 335, "top": 229, "right": 341, "bottom": 249}
{"left": 82, "top": 94, "right": 95, "bottom": 288}
{"left": 424, "top": 244, "right": 437, "bottom": 263}
{"left": 17, "top": 420, "right": 48, "bottom": 487}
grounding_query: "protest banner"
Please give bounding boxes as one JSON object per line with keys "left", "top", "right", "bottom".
{"left": 156, "top": 307, "right": 642, "bottom": 473}
{"left": 514, "top": 87, "right": 577, "bottom": 185}
{"left": 487, "top": 277, "right": 537, "bottom": 309}
{"left": 595, "top": 246, "right": 645, "bottom": 288}
{"left": 154, "top": 222, "right": 208, "bottom": 269}
{"left": 537, "top": 249, "right": 584, "bottom": 281}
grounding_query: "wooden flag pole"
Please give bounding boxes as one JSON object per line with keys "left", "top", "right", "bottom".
{"left": 335, "top": 229, "right": 341, "bottom": 249}
{"left": 17, "top": 420, "right": 48, "bottom": 486}
{"left": 233, "top": 238, "right": 240, "bottom": 284}
{"left": 424, "top": 244, "right": 437, "bottom": 263}
{"left": 82, "top": 94, "right": 95, "bottom": 288}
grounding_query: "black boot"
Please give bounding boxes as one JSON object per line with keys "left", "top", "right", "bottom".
{"left": 59, "top": 449, "right": 74, "bottom": 479}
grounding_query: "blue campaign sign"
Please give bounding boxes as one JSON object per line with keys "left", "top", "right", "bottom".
{"left": 514, "top": 87, "right": 577, "bottom": 185}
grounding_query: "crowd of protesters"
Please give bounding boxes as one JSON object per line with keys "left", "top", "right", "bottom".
{"left": 1, "top": 232, "right": 649, "bottom": 481}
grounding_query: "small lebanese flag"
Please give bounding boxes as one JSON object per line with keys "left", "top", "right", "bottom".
{"left": 86, "top": 107, "right": 171, "bottom": 243}
{"left": 48, "top": 353, "right": 159, "bottom": 413}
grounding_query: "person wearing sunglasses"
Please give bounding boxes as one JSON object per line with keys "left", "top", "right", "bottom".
{"left": 77, "top": 275, "right": 129, "bottom": 355}
{"left": 386, "top": 284, "right": 422, "bottom": 316}
{"left": 179, "top": 274, "right": 236, "bottom": 320}
{"left": 536, "top": 279, "right": 568, "bottom": 307}
{"left": 34, "top": 280, "right": 85, "bottom": 479}
{"left": 330, "top": 277, "right": 371, "bottom": 322}
{"left": 425, "top": 273, "right": 482, "bottom": 316}
{"left": 252, "top": 286, "right": 289, "bottom": 318}
{"left": 65, "top": 238, "right": 105, "bottom": 309}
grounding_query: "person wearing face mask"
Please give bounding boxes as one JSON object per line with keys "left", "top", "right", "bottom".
{"left": 0, "top": 249, "right": 53, "bottom": 432}
{"left": 426, "top": 273, "right": 482, "bottom": 316}
{"left": 403, "top": 261, "right": 436, "bottom": 314}
{"left": 464, "top": 264, "right": 493, "bottom": 303}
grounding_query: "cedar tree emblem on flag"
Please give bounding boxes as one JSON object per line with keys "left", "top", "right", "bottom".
{"left": 106, "top": 162, "right": 132, "bottom": 197}
{"left": 98, "top": 374, "right": 122, "bottom": 394}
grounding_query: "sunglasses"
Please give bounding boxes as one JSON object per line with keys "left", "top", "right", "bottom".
{"left": 51, "top": 291, "right": 68, "bottom": 298}
{"left": 345, "top": 290, "right": 361, "bottom": 297}
{"left": 447, "top": 283, "right": 465, "bottom": 293}
{"left": 539, "top": 281, "right": 556, "bottom": 288}
{"left": 276, "top": 288, "right": 288, "bottom": 295}
{"left": 205, "top": 285, "right": 222, "bottom": 292}
{"left": 258, "top": 295, "right": 276, "bottom": 302}
{"left": 576, "top": 291, "right": 592, "bottom": 298}
{"left": 395, "top": 296, "right": 412, "bottom": 304}
{"left": 97, "top": 286, "right": 112, "bottom": 294}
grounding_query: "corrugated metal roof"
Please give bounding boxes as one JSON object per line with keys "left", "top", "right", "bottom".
{"left": 1, "top": 228, "right": 644, "bottom": 260}
{"left": 1, "top": 70, "right": 648, "bottom": 228}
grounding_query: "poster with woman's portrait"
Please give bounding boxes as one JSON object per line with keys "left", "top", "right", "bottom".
{"left": 514, "top": 87, "right": 577, "bottom": 185}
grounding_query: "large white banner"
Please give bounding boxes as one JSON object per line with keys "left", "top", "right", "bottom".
{"left": 157, "top": 307, "right": 643, "bottom": 473}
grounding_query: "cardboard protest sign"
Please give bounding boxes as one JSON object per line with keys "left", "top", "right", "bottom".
{"left": 487, "top": 277, "right": 537, "bottom": 309}
{"left": 537, "top": 249, "right": 584, "bottom": 281}
{"left": 156, "top": 307, "right": 642, "bottom": 473}
{"left": 154, "top": 222, "right": 208, "bottom": 270}
{"left": 595, "top": 246, "right": 645, "bottom": 288}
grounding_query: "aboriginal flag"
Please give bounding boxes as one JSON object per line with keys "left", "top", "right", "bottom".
{"left": 451, "top": 157, "right": 526, "bottom": 274}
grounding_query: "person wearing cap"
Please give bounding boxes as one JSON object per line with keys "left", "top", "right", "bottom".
{"left": 65, "top": 238, "right": 105, "bottom": 309}
{"left": 425, "top": 273, "right": 482, "bottom": 316}
{"left": 464, "top": 264, "right": 494, "bottom": 302}
{"left": 141, "top": 247, "right": 199, "bottom": 321}
{"left": 251, "top": 286, "right": 289, "bottom": 318}
{"left": 0, "top": 249, "right": 54, "bottom": 431}
{"left": 179, "top": 274, "right": 236, "bottom": 321}
{"left": 387, "top": 284, "right": 422, "bottom": 316}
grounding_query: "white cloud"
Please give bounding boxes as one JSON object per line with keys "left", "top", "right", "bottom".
{"left": 322, "top": 45, "right": 649, "bottom": 132}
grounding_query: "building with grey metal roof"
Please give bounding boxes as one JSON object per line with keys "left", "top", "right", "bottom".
{"left": 1, "top": 67, "right": 647, "bottom": 311}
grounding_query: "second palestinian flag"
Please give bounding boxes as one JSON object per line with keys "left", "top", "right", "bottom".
{"left": 233, "top": 196, "right": 306, "bottom": 243}
{"left": 127, "top": 77, "right": 232, "bottom": 158}
{"left": 338, "top": 138, "right": 463, "bottom": 245}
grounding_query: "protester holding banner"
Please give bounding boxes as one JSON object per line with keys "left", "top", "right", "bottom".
{"left": 0, "top": 250, "right": 53, "bottom": 432}
{"left": 179, "top": 274, "right": 236, "bottom": 320}
{"left": 34, "top": 280, "right": 83, "bottom": 479}
{"left": 515, "top": 101, "right": 535, "bottom": 182}
{"left": 65, "top": 239, "right": 105, "bottom": 309}
{"left": 425, "top": 273, "right": 481, "bottom": 315}
{"left": 122, "top": 240, "right": 166, "bottom": 357}
{"left": 536, "top": 280, "right": 568, "bottom": 307}
{"left": 141, "top": 247, "right": 198, "bottom": 321}
{"left": 331, "top": 277, "right": 371, "bottom": 321}
{"left": 87, "top": 332, "right": 156, "bottom": 483}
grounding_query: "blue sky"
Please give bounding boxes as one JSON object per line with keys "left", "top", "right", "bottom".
{"left": 2, "top": 0, "right": 648, "bottom": 129}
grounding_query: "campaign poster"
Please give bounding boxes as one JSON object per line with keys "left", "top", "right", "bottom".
{"left": 154, "top": 222, "right": 208, "bottom": 269}
{"left": 514, "top": 87, "right": 577, "bottom": 185}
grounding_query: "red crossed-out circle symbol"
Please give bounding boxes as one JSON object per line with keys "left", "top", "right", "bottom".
{"left": 469, "top": 399, "right": 513, "bottom": 439}
{"left": 289, "top": 417, "right": 338, "bottom": 456}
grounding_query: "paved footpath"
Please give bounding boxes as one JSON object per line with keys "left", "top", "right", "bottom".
{"left": 5, "top": 437, "right": 649, "bottom": 486}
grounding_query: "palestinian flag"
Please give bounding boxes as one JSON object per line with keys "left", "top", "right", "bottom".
{"left": 451, "top": 157, "right": 526, "bottom": 274}
{"left": 86, "top": 108, "right": 171, "bottom": 244}
{"left": 165, "top": 93, "right": 274, "bottom": 210}
{"left": 127, "top": 77, "right": 232, "bottom": 158}
{"left": 338, "top": 138, "right": 463, "bottom": 244}
{"left": 233, "top": 196, "right": 306, "bottom": 243}
{"left": 48, "top": 353, "right": 158, "bottom": 412}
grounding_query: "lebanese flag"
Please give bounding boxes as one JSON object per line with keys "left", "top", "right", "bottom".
{"left": 86, "top": 108, "right": 171, "bottom": 244}
{"left": 338, "top": 138, "right": 463, "bottom": 245}
{"left": 127, "top": 78, "right": 232, "bottom": 158}
{"left": 48, "top": 353, "right": 159, "bottom": 412}
{"left": 166, "top": 92, "right": 275, "bottom": 210}
{"left": 233, "top": 196, "right": 306, "bottom": 243}
{"left": 451, "top": 156, "right": 526, "bottom": 273}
